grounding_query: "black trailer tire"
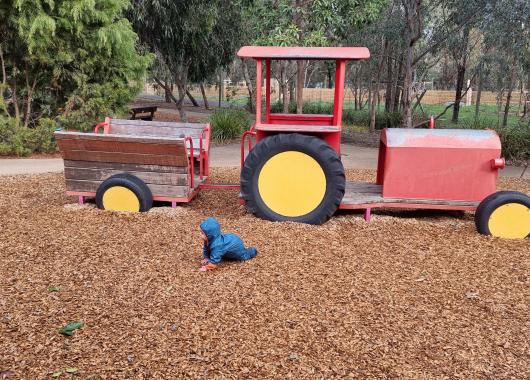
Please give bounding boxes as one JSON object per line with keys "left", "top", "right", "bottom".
{"left": 96, "top": 173, "right": 153, "bottom": 212}
{"left": 240, "top": 133, "right": 345, "bottom": 224}
{"left": 475, "top": 190, "right": 530, "bottom": 239}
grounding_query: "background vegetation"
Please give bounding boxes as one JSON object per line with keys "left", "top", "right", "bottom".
{"left": 0, "top": 0, "right": 528, "bottom": 161}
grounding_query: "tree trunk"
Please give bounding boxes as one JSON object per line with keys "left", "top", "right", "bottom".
{"left": 218, "top": 70, "right": 225, "bottom": 107}
{"left": 164, "top": 80, "right": 172, "bottom": 103}
{"left": 0, "top": 45, "right": 6, "bottom": 86}
{"left": 370, "top": 38, "right": 387, "bottom": 132}
{"left": 475, "top": 65, "right": 482, "bottom": 119}
{"left": 524, "top": 71, "right": 530, "bottom": 117}
{"left": 186, "top": 89, "right": 199, "bottom": 107}
{"left": 402, "top": 45, "right": 414, "bottom": 127}
{"left": 23, "top": 69, "right": 37, "bottom": 128}
{"left": 200, "top": 83, "right": 210, "bottom": 110}
{"left": 503, "top": 62, "right": 516, "bottom": 127}
{"left": 452, "top": 65, "right": 465, "bottom": 123}
{"left": 296, "top": 60, "right": 304, "bottom": 114}
{"left": 281, "top": 61, "right": 289, "bottom": 113}
{"left": 392, "top": 53, "right": 403, "bottom": 113}
{"left": 11, "top": 66, "right": 20, "bottom": 120}
{"left": 451, "top": 26, "right": 470, "bottom": 123}
{"left": 384, "top": 49, "right": 394, "bottom": 112}
{"left": 242, "top": 60, "right": 255, "bottom": 112}
{"left": 401, "top": 0, "right": 422, "bottom": 127}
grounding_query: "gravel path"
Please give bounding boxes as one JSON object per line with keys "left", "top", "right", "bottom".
{"left": 1, "top": 144, "right": 528, "bottom": 178}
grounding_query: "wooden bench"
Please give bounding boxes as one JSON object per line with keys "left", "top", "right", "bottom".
{"left": 55, "top": 118, "right": 211, "bottom": 204}
{"left": 130, "top": 106, "right": 158, "bottom": 121}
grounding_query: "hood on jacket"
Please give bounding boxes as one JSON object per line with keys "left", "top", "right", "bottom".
{"left": 200, "top": 217, "right": 221, "bottom": 241}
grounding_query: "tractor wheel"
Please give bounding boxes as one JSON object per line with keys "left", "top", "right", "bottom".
{"left": 474, "top": 190, "right": 530, "bottom": 239}
{"left": 240, "top": 133, "right": 345, "bottom": 224}
{"left": 96, "top": 173, "right": 153, "bottom": 212}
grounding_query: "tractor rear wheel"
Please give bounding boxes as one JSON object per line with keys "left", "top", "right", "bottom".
{"left": 96, "top": 173, "right": 153, "bottom": 212}
{"left": 475, "top": 190, "right": 530, "bottom": 239}
{"left": 240, "top": 133, "right": 345, "bottom": 224}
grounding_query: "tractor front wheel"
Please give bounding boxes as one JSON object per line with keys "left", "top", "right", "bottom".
{"left": 240, "top": 133, "right": 345, "bottom": 224}
{"left": 475, "top": 190, "right": 530, "bottom": 239}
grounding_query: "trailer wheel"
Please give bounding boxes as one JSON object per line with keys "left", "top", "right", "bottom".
{"left": 475, "top": 191, "right": 530, "bottom": 239}
{"left": 96, "top": 174, "right": 153, "bottom": 212}
{"left": 241, "top": 133, "right": 345, "bottom": 224}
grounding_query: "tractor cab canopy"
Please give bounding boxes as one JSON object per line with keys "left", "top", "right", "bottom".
{"left": 237, "top": 46, "right": 370, "bottom": 152}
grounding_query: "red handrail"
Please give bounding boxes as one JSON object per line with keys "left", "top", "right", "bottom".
{"left": 185, "top": 137, "right": 194, "bottom": 189}
{"left": 241, "top": 130, "right": 256, "bottom": 168}
{"left": 94, "top": 117, "right": 111, "bottom": 133}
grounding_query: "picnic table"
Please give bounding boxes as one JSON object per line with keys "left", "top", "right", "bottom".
{"left": 130, "top": 106, "right": 158, "bottom": 121}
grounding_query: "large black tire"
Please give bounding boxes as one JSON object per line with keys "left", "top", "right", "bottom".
{"left": 475, "top": 190, "right": 530, "bottom": 239}
{"left": 240, "top": 133, "right": 345, "bottom": 224}
{"left": 96, "top": 173, "right": 153, "bottom": 212}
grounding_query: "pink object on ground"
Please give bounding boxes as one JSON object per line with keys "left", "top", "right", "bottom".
{"left": 199, "top": 266, "right": 207, "bottom": 272}
{"left": 78, "top": 195, "right": 84, "bottom": 205}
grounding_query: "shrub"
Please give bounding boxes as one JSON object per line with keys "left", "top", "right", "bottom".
{"left": 209, "top": 109, "right": 251, "bottom": 141}
{"left": 0, "top": 117, "right": 57, "bottom": 157}
{"left": 496, "top": 122, "right": 530, "bottom": 162}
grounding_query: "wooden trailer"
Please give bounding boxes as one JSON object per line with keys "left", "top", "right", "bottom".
{"left": 55, "top": 118, "right": 210, "bottom": 211}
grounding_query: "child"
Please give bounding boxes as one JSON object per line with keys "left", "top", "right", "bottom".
{"left": 199, "top": 217, "right": 257, "bottom": 272}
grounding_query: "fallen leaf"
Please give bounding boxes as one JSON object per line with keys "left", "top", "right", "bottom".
{"left": 51, "top": 371, "right": 62, "bottom": 378}
{"left": 65, "top": 368, "right": 78, "bottom": 374}
{"left": 59, "top": 321, "right": 84, "bottom": 336}
{"left": 48, "top": 286, "right": 59, "bottom": 293}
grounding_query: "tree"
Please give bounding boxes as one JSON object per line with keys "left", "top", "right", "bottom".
{"left": 0, "top": 0, "right": 151, "bottom": 131}
{"left": 129, "top": 0, "right": 246, "bottom": 121}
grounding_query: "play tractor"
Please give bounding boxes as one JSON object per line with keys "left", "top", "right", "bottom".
{"left": 54, "top": 46, "right": 529, "bottom": 239}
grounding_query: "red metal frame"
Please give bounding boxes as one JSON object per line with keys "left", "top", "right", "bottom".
{"left": 236, "top": 47, "right": 367, "bottom": 155}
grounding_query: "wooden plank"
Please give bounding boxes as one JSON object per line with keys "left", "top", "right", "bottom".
{"left": 65, "top": 179, "right": 189, "bottom": 197}
{"left": 55, "top": 131, "right": 188, "bottom": 146}
{"left": 342, "top": 181, "right": 479, "bottom": 206}
{"left": 64, "top": 160, "right": 187, "bottom": 174}
{"left": 57, "top": 137, "right": 187, "bottom": 156}
{"left": 62, "top": 150, "right": 188, "bottom": 167}
{"left": 109, "top": 124, "right": 205, "bottom": 138}
{"left": 64, "top": 167, "right": 188, "bottom": 186}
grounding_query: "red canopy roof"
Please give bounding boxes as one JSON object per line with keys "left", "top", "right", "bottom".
{"left": 237, "top": 46, "right": 370, "bottom": 60}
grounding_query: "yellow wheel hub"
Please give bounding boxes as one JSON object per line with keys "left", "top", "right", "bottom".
{"left": 488, "top": 203, "right": 530, "bottom": 239}
{"left": 258, "top": 151, "right": 326, "bottom": 217}
{"left": 102, "top": 186, "right": 140, "bottom": 212}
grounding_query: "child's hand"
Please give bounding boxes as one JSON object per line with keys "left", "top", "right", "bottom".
{"left": 199, "top": 263, "right": 218, "bottom": 272}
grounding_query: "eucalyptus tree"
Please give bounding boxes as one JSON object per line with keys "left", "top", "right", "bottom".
{"left": 129, "top": 0, "right": 246, "bottom": 121}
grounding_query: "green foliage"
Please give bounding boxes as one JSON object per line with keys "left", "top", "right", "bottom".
{"left": 0, "top": 0, "right": 151, "bottom": 151}
{"left": 0, "top": 117, "right": 57, "bottom": 156}
{"left": 496, "top": 123, "right": 530, "bottom": 162}
{"left": 209, "top": 109, "right": 251, "bottom": 141}
{"left": 59, "top": 321, "right": 84, "bottom": 336}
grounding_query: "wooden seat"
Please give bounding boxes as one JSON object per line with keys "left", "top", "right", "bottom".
{"left": 105, "top": 119, "right": 209, "bottom": 158}
{"left": 55, "top": 131, "right": 204, "bottom": 198}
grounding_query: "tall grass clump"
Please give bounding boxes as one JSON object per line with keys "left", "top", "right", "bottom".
{"left": 209, "top": 108, "right": 251, "bottom": 141}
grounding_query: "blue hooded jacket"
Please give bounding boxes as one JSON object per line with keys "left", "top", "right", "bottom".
{"left": 200, "top": 217, "right": 257, "bottom": 265}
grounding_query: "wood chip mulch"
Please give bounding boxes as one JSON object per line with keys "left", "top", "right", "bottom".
{"left": 0, "top": 169, "right": 529, "bottom": 379}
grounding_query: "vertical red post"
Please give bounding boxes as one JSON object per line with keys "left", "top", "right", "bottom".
{"left": 255, "top": 59, "right": 262, "bottom": 125}
{"left": 265, "top": 59, "right": 271, "bottom": 123}
{"left": 332, "top": 60, "right": 346, "bottom": 128}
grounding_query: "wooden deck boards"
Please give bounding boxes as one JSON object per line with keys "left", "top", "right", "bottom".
{"left": 341, "top": 181, "right": 479, "bottom": 207}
